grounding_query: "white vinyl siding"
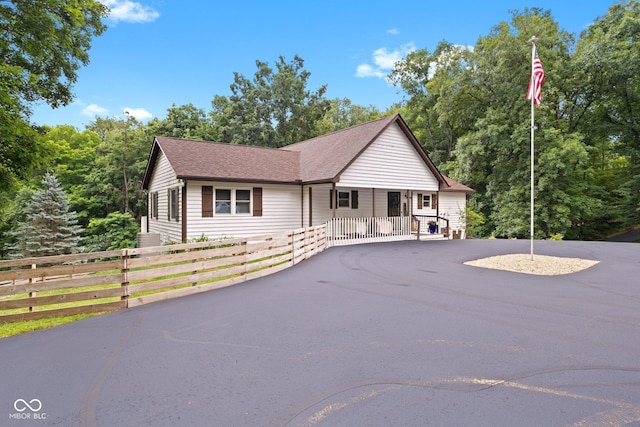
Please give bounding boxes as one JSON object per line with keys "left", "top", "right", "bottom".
{"left": 338, "top": 123, "right": 439, "bottom": 191}
{"left": 147, "top": 150, "right": 182, "bottom": 243}
{"left": 439, "top": 192, "right": 467, "bottom": 232}
{"left": 186, "top": 182, "right": 301, "bottom": 239}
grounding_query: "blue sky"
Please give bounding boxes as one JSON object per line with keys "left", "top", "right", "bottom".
{"left": 31, "top": 0, "right": 614, "bottom": 129}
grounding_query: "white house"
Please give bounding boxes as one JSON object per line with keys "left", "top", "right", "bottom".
{"left": 141, "top": 114, "right": 474, "bottom": 243}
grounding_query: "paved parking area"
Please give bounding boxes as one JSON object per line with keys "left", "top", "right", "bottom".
{"left": 2, "top": 239, "right": 639, "bottom": 426}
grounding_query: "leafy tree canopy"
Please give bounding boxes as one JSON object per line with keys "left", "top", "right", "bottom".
{"left": 0, "top": 0, "right": 108, "bottom": 203}
{"left": 213, "top": 55, "right": 331, "bottom": 147}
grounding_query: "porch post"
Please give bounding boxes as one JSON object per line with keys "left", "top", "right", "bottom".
{"left": 332, "top": 182, "right": 336, "bottom": 219}
{"left": 308, "top": 187, "right": 313, "bottom": 226}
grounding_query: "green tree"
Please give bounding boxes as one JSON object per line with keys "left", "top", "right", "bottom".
{"left": 0, "top": 185, "right": 34, "bottom": 258}
{"left": 456, "top": 9, "right": 599, "bottom": 239}
{"left": 39, "top": 126, "right": 102, "bottom": 225}
{"left": 81, "top": 211, "right": 139, "bottom": 252}
{"left": 85, "top": 116, "right": 149, "bottom": 218}
{"left": 313, "top": 98, "right": 382, "bottom": 134}
{"left": 390, "top": 43, "right": 478, "bottom": 166}
{"left": 574, "top": 0, "right": 640, "bottom": 226}
{"left": 147, "top": 103, "right": 215, "bottom": 140}
{"left": 394, "top": 8, "right": 604, "bottom": 239}
{"left": 0, "top": 0, "right": 107, "bottom": 198}
{"left": 213, "top": 55, "right": 331, "bottom": 147}
{"left": 10, "top": 172, "right": 82, "bottom": 258}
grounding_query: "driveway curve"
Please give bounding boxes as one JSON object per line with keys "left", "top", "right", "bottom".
{"left": 1, "top": 239, "right": 639, "bottom": 426}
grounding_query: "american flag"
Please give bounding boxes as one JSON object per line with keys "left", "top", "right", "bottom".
{"left": 526, "top": 46, "right": 545, "bottom": 106}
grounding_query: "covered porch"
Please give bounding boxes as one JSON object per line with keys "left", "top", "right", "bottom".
{"left": 325, "top": 215, "right": 452, "bottom": 247}
{"left": 304, "top": 186, "right": 441, "bottom": 225}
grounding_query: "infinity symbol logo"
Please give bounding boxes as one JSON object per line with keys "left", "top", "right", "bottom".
{"left": 14, "top": 399, "right": 42, "bottom": 412}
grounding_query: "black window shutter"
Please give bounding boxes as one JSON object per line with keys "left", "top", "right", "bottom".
{"left": 329, "top": 189, "right": 333, "bottom": 209}
{"left": 351, "top": 190, "right": 359, "bottom": 209}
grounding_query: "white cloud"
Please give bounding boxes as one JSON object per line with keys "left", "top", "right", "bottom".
{"left": 100, "top": 0, "right": 160, "bottom": 23}
{"left": 356, "top": 42, "right": 416, "bottom": 79}
{"left": 82, "top": 103, "right": 109, "bottom": 116}
{"left": 355, "top": 64, "right": 387, "bottom": 79}
{"left": 124, "top": 107, "right": 153, "bottom": 120}
{"left": 387, "top": 28, "right": 399, "bottom": 35}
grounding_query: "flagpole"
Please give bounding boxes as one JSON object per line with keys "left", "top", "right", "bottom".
{"left": 528, "top": 36, "right": 537, "bottom": 261}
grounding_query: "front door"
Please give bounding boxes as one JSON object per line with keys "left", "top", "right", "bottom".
{"left": 388, "top": 192, "right": 401, "bottom": 217}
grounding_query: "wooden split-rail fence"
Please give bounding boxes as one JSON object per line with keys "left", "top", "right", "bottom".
{"left": 0, "top": 225, "right": 326, "bottom": 323}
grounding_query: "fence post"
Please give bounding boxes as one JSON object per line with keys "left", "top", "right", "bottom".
{"left": 291, "top": 231, "right": 296, "bottom": 265}
{"left": 304, "top": 228, "right": 309, "bottom": 260}
{"left": 29, "top": 263, "right": 36, "bottom": 312}
{"left": 242, "top": 238, "right": 249, "bottom": 279}
{"left": 121, "top": 249, "right": 130, "bottom": 308}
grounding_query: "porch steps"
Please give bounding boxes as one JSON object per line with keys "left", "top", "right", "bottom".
{"left": 414, "top": 233, "right": 448, "bottom": 241}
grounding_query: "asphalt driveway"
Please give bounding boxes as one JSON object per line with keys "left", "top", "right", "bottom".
{"left": 2, "top": 239, "right": 639, "bottom": 426}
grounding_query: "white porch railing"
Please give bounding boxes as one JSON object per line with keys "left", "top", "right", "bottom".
{"left": 326, "top": 216, "right": 413, "bottom": 247}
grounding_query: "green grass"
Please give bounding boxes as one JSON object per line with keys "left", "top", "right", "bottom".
{"left": 0, "top": 313, "right": 102, "bottom": 338}
{"left": 0, "top": 248, "right": 294, "bottom": 338}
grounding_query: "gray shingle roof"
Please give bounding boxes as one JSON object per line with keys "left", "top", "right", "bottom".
{"left": 142, "top": 114, "right": 470, "bottom": 191}
{"left": 147, "top": 138, "right": 300, "bottom": 185}
{"left": 441, "top": 175, "right": 475, "bottom": 193}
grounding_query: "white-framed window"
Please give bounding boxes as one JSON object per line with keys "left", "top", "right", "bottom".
{"left": 235, "top": 190, "right": 250, "bottom": 214}
{"left": 215, "top": 189, "right": 231, "bottom": 214}
{"left": 330, "top": 189, "right": 359, "bottom": 209}
{"left": 422, "top": 194, "right": 431, "bottom": 208}
{"left": 338, "top": 191, "right": 350, "bottom": 208}
{"left": 150, "top": 192, "right": 159, "bottom": 219}
{"left": 169, "top": 188, "right": 179, "bottom": 220}
{"left": 215, "top": 188, "right": 252, "bottom": 215}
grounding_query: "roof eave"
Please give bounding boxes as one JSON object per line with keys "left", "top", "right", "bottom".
{"left": 176, "top": 175, "right": 303, "bottom": 186}
{"left": 441, "top": 188, "right": 476, "bottom": 194}
{"left": 142, "top": 137, "right": 161, "bottom": 190}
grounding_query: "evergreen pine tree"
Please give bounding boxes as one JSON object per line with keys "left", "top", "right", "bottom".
{"left": 11, "top": 172, "right": 82, "bottom": 258}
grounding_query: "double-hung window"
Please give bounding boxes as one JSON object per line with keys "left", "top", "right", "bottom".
{"left": 211, "top": 188, "right": 254, "bottom": 215}
{"left": 235, "top": 190, "right": 251, "bottom": 214}
{"left": 169, "top": 188, "right": 179, "bottom": 221}
{"left": 338, "top": 191, "right": 350, "bottom": 208}
{"left": 417, "top": 193, "right": 437, "bottom": 210}
{"left": 330, "top": 189, "right": 359, "bottom": 209}
{"left": 150, "top": 192, "right": 159, "bottom": 219}
{"left": 215, "top": 189, "right": 232, "bottom": 214}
